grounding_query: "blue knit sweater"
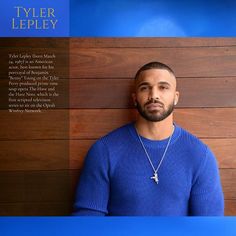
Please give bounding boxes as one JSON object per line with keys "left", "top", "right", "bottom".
{"left": 73, "top": 123, "right": 224, "bottom": 216}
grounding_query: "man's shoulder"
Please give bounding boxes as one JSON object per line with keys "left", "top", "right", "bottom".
{"left": 177, "top": 125, "right": 208, "bottom": 151}
{"left": 176, "top": 125, "right": 214, "bottom": 169}
{"left": 103, "top": 123, "right": 133, "bottom": 138}
{"left": 87, "top": 123, "right": 133, "bottom": 164}
{"left": 95, "top": 123, "right": 133, "bottom": 146}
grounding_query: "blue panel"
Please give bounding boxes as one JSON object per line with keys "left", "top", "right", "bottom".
{"left": 0, "top": 0, "right": 69, "bottom": 37}
{"left": 1, "top": 0, "right": 235, "bottom": 37}
{"left": 0, "top": 217, "right": 236, "bottom": 236}
{"left": 70, "top": 0, "right": 236, "bottom": 36}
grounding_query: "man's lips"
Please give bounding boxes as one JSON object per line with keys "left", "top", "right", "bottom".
{"left": 145, "top": 102, "right": 163, "bottom": 111}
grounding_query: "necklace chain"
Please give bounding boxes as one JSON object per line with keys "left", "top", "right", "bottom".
{"left": 135, "top": 125, "right": 174, "bottom": 184}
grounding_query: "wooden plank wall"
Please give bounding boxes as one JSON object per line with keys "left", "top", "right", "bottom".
{"left": 0, "top": 38, "right": 71, "bottom": 215}
{"left": 70, "top": 38, "right": 236, "bottom": 216}
{"left": 0, "top": 38, "right": 236, "bottom": 215}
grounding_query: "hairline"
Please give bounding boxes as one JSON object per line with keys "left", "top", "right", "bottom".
{"left": 134, "top": 62, "right": 176, "bottom": 81}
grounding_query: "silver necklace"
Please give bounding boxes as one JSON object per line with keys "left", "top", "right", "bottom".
{"left": 135, "top": 126, "right": 174, "bottom": 184}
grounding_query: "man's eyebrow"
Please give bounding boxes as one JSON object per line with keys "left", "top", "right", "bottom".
{"left": 137, "top": 81, "right": 172, "bottom": 88}
{"left": 158, "top": 81, "right": 171, "bottom": 86}
{"left": 137, "top": 82, "right": 150, "bottom": 88}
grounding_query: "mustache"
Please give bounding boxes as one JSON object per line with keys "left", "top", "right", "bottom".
{"left": 144, "top": 99, "right": 164, "bottom": 107}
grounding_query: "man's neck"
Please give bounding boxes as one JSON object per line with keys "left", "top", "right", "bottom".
{"left": 135, "top": 115, "right": 174, "bottom": 140}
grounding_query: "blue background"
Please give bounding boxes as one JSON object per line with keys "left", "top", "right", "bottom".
{"left": 0, "top": 0, "right": 236, "bottom": 36}
{"left": 70, "top": 0, "right": 236, "bottom": 36}
{"left": 0, "top": 0, "right": 69, "bottom": 37}
{"left": 0, "top": 1, "right": 236, "bottom": 235}
{"left": 0, "top": 217, "right": 236, "bottom": 236}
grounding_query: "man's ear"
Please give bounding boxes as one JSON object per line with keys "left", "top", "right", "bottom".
{"left": 132, "top": 93, "right": 137, "bottom": 107}
{"left": 174, "top": 91, "right": 180, "bottom": 105}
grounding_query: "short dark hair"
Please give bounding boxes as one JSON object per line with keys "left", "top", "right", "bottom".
{"left": 134, "top": 61, "right": 176, "bottom": 80}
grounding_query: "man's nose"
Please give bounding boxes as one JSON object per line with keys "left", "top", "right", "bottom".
{"left": 149, "top": 87, "right": 160, "bottom": 100}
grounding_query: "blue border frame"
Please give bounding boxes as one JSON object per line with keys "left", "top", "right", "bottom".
{"left": 1, "top": 217, "right": 236, "bottom": 236}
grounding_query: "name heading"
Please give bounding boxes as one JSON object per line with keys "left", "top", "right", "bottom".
{"left": 12, "top": 6, "right": 58, "bottom": 30}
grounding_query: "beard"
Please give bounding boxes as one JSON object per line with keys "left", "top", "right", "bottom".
{"left": 136, "top": 99, "right": 175, "bottom": 122}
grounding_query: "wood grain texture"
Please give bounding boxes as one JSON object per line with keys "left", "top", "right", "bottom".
{"left": 203, "top": 139, "right": 236, "bottom": 169}
{"left": 0, "top": 171, "right": 70, "bottom": 203}
{"left": 72, "top": 38, "right": 236, "bottom": 48}
{"left": 70, "top": 109, "right": 136, "bottom": 139}
{"left": 70, "top": 108, "right": 236, "bottom": 139}
{"left": 0, "top": 140, "right": 69, "bottom": 171}
{"left": 0, "top": 202, "right": 70, "bottom": 216}
{"left": 0, "top": 38, "right": 69, "bottom": 48}
{"left": 220, "top": 169, "right": 236, "bottom": 200}
{"left": 225, "top": 200, "right": 236, "bottom": 216}
{"left": 174, "top": 108, "right": 236, "bottom": 138}
{"left": 69, "top": 139, "right": 236, "bottom": 170}
{"left": 0, "top": 78, "right": 69, "bottom": 110}
{"left": 70, "top": 47, "right": 236, "bottom": 78}
{"left": 0, "top": 110, "right": 69, "bottom": 140}
{"left": 70, "top": 77, "right": 236, "bottom": 108}
{"left": 0, "top": 79, "right": 8, "bottom": 109}
{"left": 70, "top": 78, "right": 133, "bottom": 109}
{"left": 69, "top": 140, "right": 94, "bottom": 170}
{"left": 0, "top": 47, "right": 69, "bottom": 78}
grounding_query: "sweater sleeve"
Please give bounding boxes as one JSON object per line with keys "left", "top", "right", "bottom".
{"left": 73, "top": 140, "right": 110, "bottom": 216}
{"left": 189, "top": 147, "right": 224, "bottom": 216}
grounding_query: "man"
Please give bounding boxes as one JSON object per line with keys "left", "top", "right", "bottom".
{"left": 73, "top": 61, "right": 224, "bottom": 216}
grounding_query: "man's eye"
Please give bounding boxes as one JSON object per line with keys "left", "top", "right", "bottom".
{"left": 160, "top": 86, "right": 168, "bottom": 90}
{"left": 140, "top": 86, "right": 148, "bottom": 91}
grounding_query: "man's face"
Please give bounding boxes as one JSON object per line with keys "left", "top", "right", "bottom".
{"left": 133, "top": 69, "right": 179, "bottom": 122}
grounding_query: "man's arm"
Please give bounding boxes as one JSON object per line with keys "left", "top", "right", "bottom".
{"left": 189, "top": 147, "right": 224, "bottom": 216}
{"left": 73, "top": 140, "right": 110, "bottom": 216}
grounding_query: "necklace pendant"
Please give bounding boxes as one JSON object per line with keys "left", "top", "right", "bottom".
{"left": 151, "top": 172, "right": 158, "bottom": 184}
